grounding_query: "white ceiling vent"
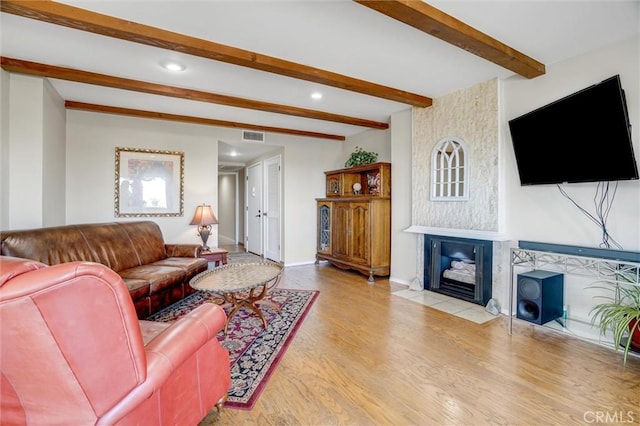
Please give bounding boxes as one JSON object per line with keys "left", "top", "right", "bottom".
{"left": 242, "top": 130, "right": 266, "bottom": 143}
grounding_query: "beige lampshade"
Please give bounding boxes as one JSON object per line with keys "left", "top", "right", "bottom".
{"left": 190, "top": 204, "right": 218, "bottom": 226}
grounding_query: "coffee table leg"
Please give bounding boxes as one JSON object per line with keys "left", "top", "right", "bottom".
{"left": 255, "top": 274, "right": 282, "bottom": 313}
{"left": 223, "top": 295, "right": 244, "bottom": 334}
{"left": 222, "top": 284, "right": 277, "bottom": 334}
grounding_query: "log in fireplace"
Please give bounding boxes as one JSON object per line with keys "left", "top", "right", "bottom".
{"left": 423, "top": 234, "right": 492, "bottom": 306}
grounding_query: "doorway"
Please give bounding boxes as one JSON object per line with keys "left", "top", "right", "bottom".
{"left": 245, "top": 155, "right": 282, "bottom": 261}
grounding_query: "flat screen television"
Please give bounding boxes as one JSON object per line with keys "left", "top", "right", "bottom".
{"left": 508, "top": 75, "right": 638, "bottom": 185}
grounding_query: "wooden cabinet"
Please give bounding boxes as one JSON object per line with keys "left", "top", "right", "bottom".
{"left": 332, "top": 201, "right": 370, "bottom": 264}
{"left": 316, "top": 162, "right": 390, "bottom": 282}
{"left": 323, "top": 162, "right": 390, "bottom": 198}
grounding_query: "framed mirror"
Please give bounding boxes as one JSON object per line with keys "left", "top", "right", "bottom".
{"left": 114, "top": 147, "right": 184, "bottom": 217}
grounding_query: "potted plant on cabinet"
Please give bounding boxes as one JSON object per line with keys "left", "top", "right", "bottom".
{"left": 344, "top": 146, "right": 378, "bottom": 168}
{"left": 589, "top": 275, "right": 640, "bottom": 368}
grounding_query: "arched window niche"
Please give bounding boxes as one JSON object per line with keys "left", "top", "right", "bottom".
{"left": 431, "top": 137, "right": 469, "bottom": 201}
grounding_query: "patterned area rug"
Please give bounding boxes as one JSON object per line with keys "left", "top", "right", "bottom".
{"left": 147, "top": 285, "right": 318, "bottom": 410}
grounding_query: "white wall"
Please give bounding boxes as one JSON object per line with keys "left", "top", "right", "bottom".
{"left": 1, "top": 70, "right": 10, "bottom": 229}
{"left": 42, "top": 79, "right": 66, "bottom": 227}
{"left": 7, "top": 74, "right": 43, "bottom": 229}
{"left": 4, "top": 74, "right": 66, "bottom": 230}
{"left": 390, "top": 108, "right": 417, "bottom": 285}
{"left": 66, "top": 110, "right": 220, "bottom": 244}
{"left": 280, "top": 137, "right": 342, "bottom": 265}
{"left": 503, "top": 36, "right": 640, "bottom": 325}
{"left": 342, "top": 128, "right": 391, "bottom": 166}
{"left": 223, "top": 136, "right": 341, "bottom": 264}
{"left": 504, "top": 36, "right": 640, "bottom": 253}
{"left": 65, "top": 109, "right": 342, "bottom": 263}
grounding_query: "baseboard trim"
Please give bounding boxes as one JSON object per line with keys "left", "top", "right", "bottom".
{"left": 284, "top": 260, "right": 317, "bottom": 268}
{"left": 389, "top": 276, "right": 412, "bottom": 286}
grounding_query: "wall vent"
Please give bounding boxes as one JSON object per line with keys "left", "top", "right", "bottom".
{"left": 242, "top": 130, "right": 266, "bottom": 143}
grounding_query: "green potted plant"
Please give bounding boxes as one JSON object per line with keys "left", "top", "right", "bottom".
{"left": 589, "top": 276, "right": 640, "bottom": 368}
{"left": 344, "top": 146, "right": 378, "bottom": 168}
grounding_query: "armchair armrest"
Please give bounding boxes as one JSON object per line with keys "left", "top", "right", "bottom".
{"left": 165, "top": 244, "right": 202, "bottom": 258}
{"left": 98, "top": 303, "right": 227, "bottom": 425}
{"left": 145, "top": 302, "right": 226, "bottom": 355}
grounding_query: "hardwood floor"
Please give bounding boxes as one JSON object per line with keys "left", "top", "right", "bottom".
{"left": 203, "top": 259, "right": 640, "bottom": 425}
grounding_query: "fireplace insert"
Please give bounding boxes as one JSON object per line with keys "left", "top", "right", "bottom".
{"left": 424, "top": 235, "right": 493, "bottom": 305}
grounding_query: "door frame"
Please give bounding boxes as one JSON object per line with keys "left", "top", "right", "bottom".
{"left": 217, "top": 171, "right": 240, "bottom": 245}
{"left": 245, "top": 162, "right": 263, "bottom": 255}
{"left": 264, "top": 155, "right": 282, "bottom": 262}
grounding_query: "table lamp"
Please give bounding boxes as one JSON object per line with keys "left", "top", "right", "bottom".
{"left": 190, "top": 203, "right": 218, "bottom": 251}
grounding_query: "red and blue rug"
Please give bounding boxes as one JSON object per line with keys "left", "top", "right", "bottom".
{"left": 146, "top": 287, "right": 318, "bottom": 410}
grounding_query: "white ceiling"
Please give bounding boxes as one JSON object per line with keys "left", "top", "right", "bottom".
{"left": 218, "top": 140, "right": 280, "bottom": 172}
{"left": 2, "top": 1, "right": 639, "bottom": 166}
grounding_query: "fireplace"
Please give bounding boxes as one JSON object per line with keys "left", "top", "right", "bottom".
{"left": 423, "top": 234, "right": 492, "bottom": 305}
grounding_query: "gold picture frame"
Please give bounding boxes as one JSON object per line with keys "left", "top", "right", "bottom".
{"left": 114, "top": 147, "right": 184, "bottom": 217}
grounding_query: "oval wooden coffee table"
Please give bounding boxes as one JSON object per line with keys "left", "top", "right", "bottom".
{"left": 189, "top": 261, "right": 284, "bottom": 334}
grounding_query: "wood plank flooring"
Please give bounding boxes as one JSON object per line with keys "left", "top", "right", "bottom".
{"left": 202, "top": 254, "right": 640, "bottom": 425}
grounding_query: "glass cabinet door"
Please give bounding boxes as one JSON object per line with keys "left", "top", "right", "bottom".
{"left": 318, "top": 203, "right": 331, "bottom": 253}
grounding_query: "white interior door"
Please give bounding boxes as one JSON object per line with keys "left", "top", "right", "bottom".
{"left": 264, "top": 156, "right": 281, "bottom": 262}
{"left": 246, "top": 162, "right": 263, "bottom": 255}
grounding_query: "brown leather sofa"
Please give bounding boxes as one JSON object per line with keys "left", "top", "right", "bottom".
{"left": 0, "top": 255, "right": 231, "bottom": 425}
{"left": 0, "top": 221, "right": 208, "bottom": 318}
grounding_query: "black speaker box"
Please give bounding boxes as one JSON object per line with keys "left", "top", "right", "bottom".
{"left": 516, "top": 270, "right": 564, "bottom": 325}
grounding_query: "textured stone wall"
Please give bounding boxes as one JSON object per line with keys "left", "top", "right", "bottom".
{"left": 411, "top": 79, "right": 510, "bottom": 308}
{"left": 412, "top": 79, "right": 499, "bottom": 231}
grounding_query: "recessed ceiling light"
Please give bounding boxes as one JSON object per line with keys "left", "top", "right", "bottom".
{"left": 230, "top": 151, "right": 239, "bottom": 157}
{"left": 311, "top": 91, "right": 323, "bottom": 100}
{"left": 161, "top": 61, "right": 186, "bottom": 72}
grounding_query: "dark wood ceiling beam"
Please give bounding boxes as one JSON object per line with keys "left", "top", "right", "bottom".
{"left": 0, "top": 57, "right": 388, "bottom": 130}
{"left": 355, "top": 0, "right": 545, "bottom": 79}
{"left": 0, "top": 0, "right": 432, "bottom": 107}
{"left": 65, "top": 101, "right": 346, "bottom": 141}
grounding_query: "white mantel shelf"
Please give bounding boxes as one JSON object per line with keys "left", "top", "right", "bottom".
{"left": 404, "top": 225, "right": 511, "bottom": 242}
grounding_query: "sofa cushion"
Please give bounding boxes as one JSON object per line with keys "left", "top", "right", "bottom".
{"left": 1, "top": 226, "right": 100, "bottom": 265}
{"left": 151, "top": 257, "right": 208, "bottom": 281}
{"left": 119, "top": 265, "right": 186, "bottom": 295}
{"left": 116, "top": 222, "right": 169, "bottom": 266}
{"left": 165, "top": 244, "right": 201, "bottom": 258}
{"left": 122, "top": 278, "right": 151, "bottom": 301}
{"left": 73, "top": 223, "right": 146, "bottom": 272}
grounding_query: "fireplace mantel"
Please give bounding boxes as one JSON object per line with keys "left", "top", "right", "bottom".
{"left": 405, "top": 225, "right": 510, "bottom": 242}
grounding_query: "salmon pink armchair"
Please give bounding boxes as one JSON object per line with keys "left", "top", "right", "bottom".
{"left": 0, "top": 256, "right": 230, "bottom": 425}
